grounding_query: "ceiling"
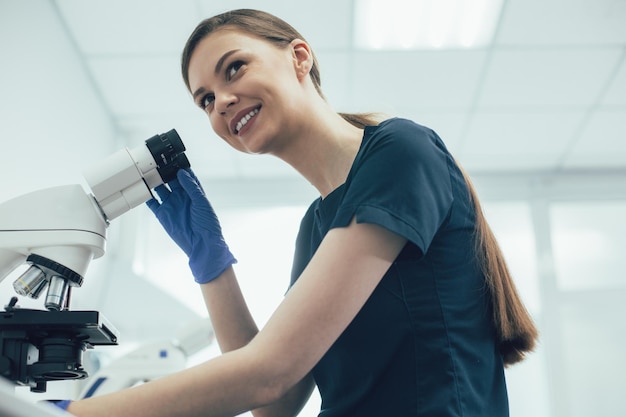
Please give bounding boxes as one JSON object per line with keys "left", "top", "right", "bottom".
{"left": 1, "top": 0, "right": 625, "bottom": 199}
{"left": 8, "top": 0, "right": 626, "bottom": 187}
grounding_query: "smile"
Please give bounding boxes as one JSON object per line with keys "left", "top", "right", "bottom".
{"left": 235, "top": 108, "right": 260, "bottom": 134}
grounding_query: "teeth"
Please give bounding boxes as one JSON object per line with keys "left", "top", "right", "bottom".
{"left": 235, "top": 108, "right": 259, "bottom": 133}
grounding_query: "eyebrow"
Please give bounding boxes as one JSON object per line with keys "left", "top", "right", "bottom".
{"left": 192, "top": 49, "right": 240, "bottom": 101}
{"left": 215, "top": 49, "right": 240, "bottom": 76}
{"left": 192, "top": 87, "right": 206, "bottom": 102}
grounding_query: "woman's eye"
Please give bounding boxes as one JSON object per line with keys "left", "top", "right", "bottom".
{"left": 227, "top": 61, "right": 244, "bottom": 80}
{"left": 201, "top": 94, "right": 215, "bottom": 110}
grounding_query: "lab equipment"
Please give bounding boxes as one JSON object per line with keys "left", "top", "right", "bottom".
{"left": 0, "top": 129, "right": 189, "bottom": 393}
{"left": 79, "top": 317, "right": 214, "bottom": 398}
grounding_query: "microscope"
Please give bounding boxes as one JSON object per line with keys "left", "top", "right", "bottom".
{"left": 0, "top": 129, "right": 189, "bottom": 393}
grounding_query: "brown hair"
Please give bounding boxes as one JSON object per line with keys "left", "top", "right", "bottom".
{"left": 458, "top": 164, "right": 538, "bottom": 365}
{"left": 182, "top": 9, "right": 537, "bottom": 365}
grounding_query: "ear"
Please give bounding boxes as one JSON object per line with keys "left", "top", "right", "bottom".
{"left": 290, "top": 39, "right": 313, "bottom": 81}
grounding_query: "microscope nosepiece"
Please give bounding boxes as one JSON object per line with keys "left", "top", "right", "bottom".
{"left": 12, "top": 254, "right": 84, "bottom": 310}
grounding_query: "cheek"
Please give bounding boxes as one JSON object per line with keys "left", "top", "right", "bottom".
{"left": 208, "top": 113, "right": 249, "bottom": 153}
{"left": 208, "top": 112, "right": 230, "bottom": 137}
{"left": 208, "top": 111, "right": 221, "bottom": 131}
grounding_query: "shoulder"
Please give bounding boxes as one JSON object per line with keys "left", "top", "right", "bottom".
{"left": 370, "top": 117, "right": 437, "bottom": 140}
{"left": 296, "top": 198, "right": 320, "bottom": 236}
{"left": 359, "top": 118, "right": 450, "bottom": 166}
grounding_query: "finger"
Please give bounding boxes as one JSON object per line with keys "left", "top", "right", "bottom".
{"left": 187, "top": 168, "right": 206, "bottom": 193}
{"left": 168, "top": 177, "right": 182, "bottom": 191}
{"left": 153, "top": 184, "right": 171, "bottom": 201}
{"left": 185, "top": 167, "right": 199, "bottom": 182}
{"left": 178, "top": 168, "right": 201, "bottom": 187}
{"left": 178, "top": 169, "right": 204, "bottom": 198}
{"left": 145, "top": 197, "right": 160, "bottom": 213}
{"left": 177, "top": 168, "right": 192, "bottom": 183}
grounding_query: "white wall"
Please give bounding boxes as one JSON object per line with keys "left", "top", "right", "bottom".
{"left": 0, "top": 0, "right": 117, "bottom": 201}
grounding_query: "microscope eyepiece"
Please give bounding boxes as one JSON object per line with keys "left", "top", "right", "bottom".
{"left": 145, "top": 129, "right": 191, "bottom": 183}
{"left": 83, "top": 128, "right": 191, "bottom": 221}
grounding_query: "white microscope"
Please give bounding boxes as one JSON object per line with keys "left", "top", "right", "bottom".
{"left": 0, "top": 129, "right": 189, "bottom": 394}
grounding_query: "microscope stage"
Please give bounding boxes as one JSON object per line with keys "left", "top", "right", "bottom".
{"left": 0, "top": 308, "right": 118, "bottom": 346}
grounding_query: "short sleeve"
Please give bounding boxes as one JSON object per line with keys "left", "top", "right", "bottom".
{"left": 331, "top": 118, "right": 454, "bottom": 254}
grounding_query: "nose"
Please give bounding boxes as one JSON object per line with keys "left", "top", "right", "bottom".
{"left": 215, "top": 89, "right": 238, "bottom": 115}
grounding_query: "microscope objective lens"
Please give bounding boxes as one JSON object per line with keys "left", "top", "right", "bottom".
{"left": 13, "top": 266, "right": 48, "bottom": 299}
{"left": 45, "top": 276, "right": 69, "bottom": 311}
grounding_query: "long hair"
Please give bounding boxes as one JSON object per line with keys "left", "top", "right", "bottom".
{"left": 181, "top": 8, "right": 538, "bottom": 366}
{"left": 457, "top": 164, "right": 538, "bottom": 365}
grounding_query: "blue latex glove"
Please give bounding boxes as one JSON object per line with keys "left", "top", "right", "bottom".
{"left": 146, "top": 168, "right": 236, "bottom": 283}
{"left": 46, "top": 400, "right": 72, "bottom": 411}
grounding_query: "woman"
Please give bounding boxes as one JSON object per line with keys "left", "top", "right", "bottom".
{"left": 61, "top": 8, "right": 537, "bottom": 417}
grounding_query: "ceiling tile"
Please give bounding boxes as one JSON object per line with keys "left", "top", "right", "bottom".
{"left": 564, "top": 108, "right": 626, "bottom": 168}
{"left": 461, "top": 110, "right": 586, "bottom": 171}
{"left": 197, "top": 0, "right": 354, "bottom": 50}
{"left": 350, "top": 50, "right": 488, "bottom": 112}
{"left": 478, "top": 48, "right": 623, "bottom": 108}
{"left": 86, "top": 56, "right": 192, "bottom": 116}
{"left": 601, "top": 57, "right": 626, "bottom": 106}
{"left": 497, "top": 0, "right": 626, "bottom": 46}
{"left": 56, "top": 0, "right": 200, "bottom": 55}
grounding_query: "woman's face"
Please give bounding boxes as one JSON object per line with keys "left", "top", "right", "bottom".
{"left": 187, "top": 29, "right": 309, "bottom": 154}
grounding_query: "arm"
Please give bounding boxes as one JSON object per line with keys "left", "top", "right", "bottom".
{"left": 67, "top": 218, "right": 406, "bottom": 417}
{"left": 200, "top": 267, "right": 257, "bottom": 353}
{"left": 146, "top": 168, "right": 313, "bottom": 416}
{"left": 200, "top": 267, "right": 316, "bottom": 417}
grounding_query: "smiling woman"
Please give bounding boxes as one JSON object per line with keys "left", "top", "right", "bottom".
{"left": 59, "top": 8, "right": 537, "bottom": 417}
{"left": 184, "top": 26, "right": 330, "bottom": 157}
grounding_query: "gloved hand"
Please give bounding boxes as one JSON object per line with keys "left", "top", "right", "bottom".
{"left": 146, "top": 168, "right": 236, "bottom": 284}
{"left": 46, "top": 400, "right": 72, "bottom": 411}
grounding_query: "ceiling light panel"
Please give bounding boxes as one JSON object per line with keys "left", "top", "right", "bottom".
{"left": 354, "top": 0, "right": 503, "bottom": 49}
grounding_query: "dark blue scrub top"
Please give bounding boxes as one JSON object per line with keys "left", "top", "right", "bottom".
{"left": 290, "top": 118, "right": 509, "bottom": 417}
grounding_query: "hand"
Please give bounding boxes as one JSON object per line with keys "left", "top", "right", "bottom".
{"left": 146, "top": 168, "right": 236, "bottom": 284}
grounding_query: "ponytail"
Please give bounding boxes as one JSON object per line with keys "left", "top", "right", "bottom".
{"left": 458, "top": 163, "right": 538, "bottom": 365}
{"left": 338, "top": 112, "right": 383, "bottom": 129}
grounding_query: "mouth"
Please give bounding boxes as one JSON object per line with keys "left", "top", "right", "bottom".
{"left": 233, "top": 106, "right": 260, "bottom": 135}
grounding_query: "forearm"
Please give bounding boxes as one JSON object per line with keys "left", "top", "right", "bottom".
{"left": 201, "top": 267, "right": 314, "bottom": 417}
{"left": 67, "top": 347, "right": 279, "bottom": 417}
{"left": 201, "top": 266, "right": 259, "bottom": 352}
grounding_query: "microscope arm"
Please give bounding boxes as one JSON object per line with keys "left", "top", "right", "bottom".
{"left": 0, "top": 185, "right": 107, "bottom": 311}
{"left": 0, "top": 184, "right": 107, "bottom": 284}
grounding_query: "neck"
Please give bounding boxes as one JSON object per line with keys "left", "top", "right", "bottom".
{"left": 274, "top": 102, "right": 364, "bottom": 198}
